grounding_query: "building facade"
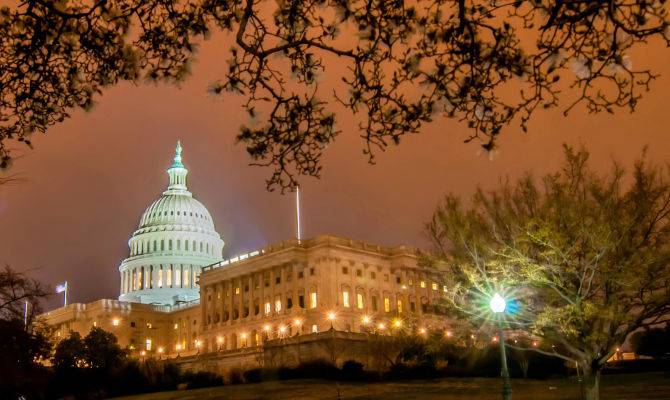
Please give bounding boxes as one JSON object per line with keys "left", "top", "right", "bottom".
{"left": 41, "top": 143, "right": 451, "bottom": 372}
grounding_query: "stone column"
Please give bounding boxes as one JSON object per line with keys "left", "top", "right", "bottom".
{"left": 237, "top": 277, "right": 244, "bottom": 320}
{"left": 201, "top": 284, "right": 208, "bottom": 329}
{"left": 248, "top": 275, "right": 254, "bottom": 318}
{"left": 227, "top": 280, "right": 234, "bottom": 322}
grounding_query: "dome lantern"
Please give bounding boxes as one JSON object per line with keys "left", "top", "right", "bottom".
{"left": 166, "top": 140, "right": 188, "bottom": 193}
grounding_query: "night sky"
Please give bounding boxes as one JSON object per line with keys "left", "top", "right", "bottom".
{"left": 2, "top": 33, "right": 670, "bottom": 311}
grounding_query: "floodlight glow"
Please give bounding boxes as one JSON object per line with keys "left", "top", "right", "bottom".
{"left": 363, "top": 317, "right": 370, "bottom": 323}
{"left": 265, "top": 325, "right": 270, "bottom": 331}
{"left": 158, "top": 347, "right": 163, "bottom": 353}
{"left": 295, "top": 319, "right": 301, "bottom": 325}
{"left": 420, "top": 328, "right": 426, "bottom": 334}
{"left": 490, "top": 293, "right": 506, "bottom": 313}
{"left": 242, "top": 333, "right": 247, "bottom": 338}
{"left": 328, "top": 313, "right": 335, "bottom": 320}
{"left": 280, "top": 326, "right": 286, "bottom": 332}
{"left": 394, "top": 320, "right": 401, "bottom": 327}
{"left": 218, "top": 337, "right": 223, "bottom": 343}
{"left": 112, "top": 319, "right": 119, "bottom": 326}
{"left": 446, "top": 331, "right": 453, "bottom": 337}
{"left": 378, "top": 323, "right": 385, "bottom": 329}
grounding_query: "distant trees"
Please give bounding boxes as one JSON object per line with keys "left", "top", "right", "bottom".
{"left": 2, "top": 0, "right": 670, "bottom": 189}
{"left": 630, "top": 324, "right": 670, "bottom": 359}
{"left": 426, "top": 145, "right": 670, "bottom": 400}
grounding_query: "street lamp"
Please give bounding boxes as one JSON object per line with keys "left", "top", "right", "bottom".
{"left": 328, "top": 313, "right": 335, "bottom": 330}
{"left": 490, "top": 292, "right": 512, "bottom": 400}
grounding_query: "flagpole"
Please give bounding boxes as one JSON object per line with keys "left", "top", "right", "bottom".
{"left": 296, "top": 186, "right": 302, "bottom": 243}
{"left": 64, "top": 281, "right": 68, "bottom": 307}
{"left": 24, "top": 301, "right": 28, "bottom": 326}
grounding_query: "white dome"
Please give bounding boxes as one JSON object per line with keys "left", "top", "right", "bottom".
{"left": 118, "top": 142, "right": 224, "bottom": 305}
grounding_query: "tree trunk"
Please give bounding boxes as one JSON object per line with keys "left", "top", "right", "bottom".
{"left": 582, "top": 365, "right": 601, "bottom": 400}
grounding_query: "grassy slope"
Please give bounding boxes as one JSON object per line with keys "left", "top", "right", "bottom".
{"left": 112, "top": 372, "right": 670, "bottom": 400}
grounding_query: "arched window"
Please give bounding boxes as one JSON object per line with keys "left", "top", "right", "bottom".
{"left": 158, "top": 267, "right": 163, "bottom": 288}
{"left": 132, "top": 270, "right": 137, "bottom": 291}
{"left": 184, "top": 266, "right": 190, "bottom": 287}
{"left": 175, "top": 266, "right": 181, "bottom": 287}
{"left": 167, "top": 267, "right": 172, "bottom": 288}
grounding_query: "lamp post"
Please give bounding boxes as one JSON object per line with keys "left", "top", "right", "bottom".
{"left": 490, "top": 293, "right": 512, "bottom": 400}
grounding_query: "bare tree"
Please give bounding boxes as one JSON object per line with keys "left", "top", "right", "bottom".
{"left": 0, "top": 265, "right": 50, "bottom": 326}
{"left": 426, "top": 145, "right": 670, "bottom": 400}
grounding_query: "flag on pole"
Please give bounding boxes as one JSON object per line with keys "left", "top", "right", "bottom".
{"left": 55, "top": 283, "right": 66, "bottom": 293}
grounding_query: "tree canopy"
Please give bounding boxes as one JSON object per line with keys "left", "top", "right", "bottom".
{"left": 1, "top": 0, "right": 669, "bottom": 190}
{"left": 426, "top": 145, "right": 670, "bottom": 400}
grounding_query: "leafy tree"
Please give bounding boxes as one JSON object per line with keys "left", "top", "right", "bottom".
{"left": 1, "top": 0, "right": 669, "bottom": 189}
{"left": 630, "top": 324, "right": 670, "bottom": 359}
{"left": 53, "top": 331, "right": 86, "bottom": 370}
{"left": 0, "top": 319, "right": 52, "bottom": 399}
{"left": 84, "top": 326, "right": 127, "bottom": 369}
{"left": 425, "top": 145, "right": 670, "bottom": 400}
{"left": 0, "top": 266, "right": 52, "bottom": 398}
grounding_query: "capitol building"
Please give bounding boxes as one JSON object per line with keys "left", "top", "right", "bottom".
{"left": 42, "top": 143, "right": 450, "bottom": 372}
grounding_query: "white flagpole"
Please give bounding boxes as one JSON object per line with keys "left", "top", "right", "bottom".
{"left": 24, "top": 301, "right": 28, "bottom": 326}
{"left": 64, "top": 281, "right": 68, "bottom": 307}
{"left": 296, "top": 186, "right": 302, "bottom": 243}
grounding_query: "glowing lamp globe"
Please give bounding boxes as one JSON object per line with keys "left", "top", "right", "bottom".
{"left": 490, "top": 293, "right": 506, "bottom": 313}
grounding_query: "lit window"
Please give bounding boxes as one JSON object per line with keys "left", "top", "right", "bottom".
{"left": 397, "top": 300, "right": 403, "bottom": 313}
{"left": 158, "top": 268, "right": 163, "bottom": 288}
{"left": 147, "top": 323, "right": 152, "bottom": 329}
{"left": 310, "top": 292, "right": 317, "bottom": 308}
{"left": 432, "top": 283, "right": 438, "bottom": 291}
{"left": 146, "top": 339, "right": 152, "bottom": 351}
{"left": 235, "top": 287, "right": 240, "bottom": 295}
{"left": 265, "top": 302, "right": 271, "bottom": 316}
{"left": 275, "top": 299, "right": 282, "bottom": 312}
{"left": 420, "top": 281, "right": 426, "bottom": 288}
{"left": 93, "top": 321, "right": 97, "bottom": 327}
{"left": 132, "top": 270, "right": 137, "bottom": 291}
{"left": 357, "top": 293, "right": 364, "bottom": 309}
{"left": 343, "top": 291, "right": 350, "bottom": 307}
{"left": 184, "top": 267, "right": 189, "bottom": 286}
{"left": 175, "top": 268, "right": 181, "bottom": 286}
{"left": 174, "top": 323, "right": 178, "bottom": 330}
{"left": 217, "top": 292, "right": 221, "bottom": 300}
{"left": 384, "top": 297, "right": 390, "bottom": 312}
{"left": 443, "top": 285, "right": 448, "bottom": 293}
{"left": 138, "top": 270, "right": 143, "bottom": 290}
{"left": 384, "top": 274, "right": 389, "bottom": 282}
{"left": 312, "top": 324, "right": 318, "bottom": 333}
{"left": 167, "top": 268, "right": 172, "bottom": 287}
{"left": 408, "top": 279, "right": 413, "bottom": 286}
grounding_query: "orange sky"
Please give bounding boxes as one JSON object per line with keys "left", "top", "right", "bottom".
{"left": 2, "top": 25, "right": 670, "bottom": 308}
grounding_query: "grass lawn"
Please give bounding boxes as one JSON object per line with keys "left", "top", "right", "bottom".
{"left": 112, "top": 372, "right": 670, "bottom": 400}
